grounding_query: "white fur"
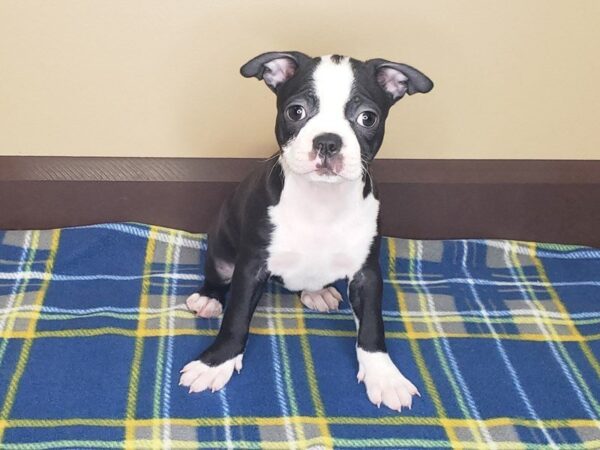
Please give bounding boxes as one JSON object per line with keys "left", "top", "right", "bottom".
{"left": 186, "top": 293, "right": 222, "bottom": 318}
{"left": 267, "top": 167, "right": 379, "bottom": 292}
{"left": 281, "top": 55, "right": 363, "bottom": 182}
{"left": 356, "top": 348, "right": 419, "bottom": 411}
{"left": 179, "top": 354, "right": 243, "bottom": 393}
{"left": 300, "top": 286, "right": 342, "bottom": 312}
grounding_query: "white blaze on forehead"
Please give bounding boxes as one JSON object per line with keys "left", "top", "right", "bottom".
{"left": 280, "top": 54, "right": 363, "bottom": 182}
{"left": 312, "top": 56, "right": 355, "bottom": 119}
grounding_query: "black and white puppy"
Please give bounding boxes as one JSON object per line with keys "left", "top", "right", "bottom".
{"left": 180, "top": 52, "right": 433, "bottom": 411}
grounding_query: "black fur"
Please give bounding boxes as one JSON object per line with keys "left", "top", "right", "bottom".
{"left": 348, "top": 234, "right": 386, "bottom": 352}
{"left": 330, "top": 54, "right": 344, "bottom": 64}
{"left": 195, "top": 159, "right": 283, "bottom": 363}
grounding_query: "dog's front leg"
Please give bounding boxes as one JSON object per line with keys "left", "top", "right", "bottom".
{"left": 349, "top": 237, "right": 420, "bottom": 411}
{"left": 180, "top": 254, "right": 269, "bottom": 393}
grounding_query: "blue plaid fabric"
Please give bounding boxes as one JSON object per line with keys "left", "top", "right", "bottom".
{"left": 0, "top": 222, "right": 599, "bottom": 449}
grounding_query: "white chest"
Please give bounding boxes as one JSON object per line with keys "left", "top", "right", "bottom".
{"left": 266, "top": 174, "right": 379, "bottom": 292}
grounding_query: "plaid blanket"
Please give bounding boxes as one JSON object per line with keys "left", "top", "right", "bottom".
{"left": 0, "top": 222, "right": 599, "bottom": 449}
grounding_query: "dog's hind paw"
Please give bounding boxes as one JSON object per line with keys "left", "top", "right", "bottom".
{"left": 300, "top": 286, "right": 342, "bottom": 312}
{"left": 186, "top": 293, "right": 223, "bottom": 318}
{"left": 179, "top": 354, "right": 243, "bottom": 393}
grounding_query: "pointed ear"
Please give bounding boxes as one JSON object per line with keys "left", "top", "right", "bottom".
{"left": 367, "top": 59, "right": 433, "bottom": 104}
{"left": 240, "top": 51, "right": 311, "bottom": 92}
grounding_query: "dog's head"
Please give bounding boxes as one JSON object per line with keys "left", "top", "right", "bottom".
{"left": 241, "top": 52, "right": 433, "bottom": 183}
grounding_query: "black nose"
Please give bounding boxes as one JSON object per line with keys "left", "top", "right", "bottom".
{"left": 313, "top": 133, "right": 342, "bottom": 157}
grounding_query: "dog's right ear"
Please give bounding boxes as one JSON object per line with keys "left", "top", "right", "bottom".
{"left": 240, "top": 51, "right": 311, "bottom": 93}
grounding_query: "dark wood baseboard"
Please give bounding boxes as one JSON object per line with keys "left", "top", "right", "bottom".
{"left": 1, "top": 157, "right": 599, "bottom": 247}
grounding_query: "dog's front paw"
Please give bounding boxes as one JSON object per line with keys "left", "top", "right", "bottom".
{"left": 357, "top": 348, "right": 419, "bottom": 411}
{"left": 300, "top": 286, "right": 342, "bottom": 312}
{"left": 186, "top": 293, "right": 223, "bottom": 318}
{"left": 179, "top": 354, "right": 243, "bottom": 393}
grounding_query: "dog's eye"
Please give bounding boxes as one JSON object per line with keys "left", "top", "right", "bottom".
{"left": 286, "top": 105, "right": 306, "bottom": 121}
{"left": 357, "top": 111, "right": 378, "bottom": 128}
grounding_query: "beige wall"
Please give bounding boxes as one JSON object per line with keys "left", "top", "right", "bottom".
{"left": 1, "top": 0, "right": 599, "bottom": 159}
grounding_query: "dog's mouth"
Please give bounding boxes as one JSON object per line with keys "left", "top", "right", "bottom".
{"left": 315, "top": 167, "right": 337, "bottom": 176}
{"left": 314, "top": 155, "right": 343, "bottom": 177}
{"left": 280, "top": 149, "right": 359, "bottom": 182}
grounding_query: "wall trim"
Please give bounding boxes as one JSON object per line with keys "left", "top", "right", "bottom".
{"left": 1, "top": 156, "right": 599, "bottom": 184}
{"left": 1, "top": 157, "right": 599, "bottom": 247}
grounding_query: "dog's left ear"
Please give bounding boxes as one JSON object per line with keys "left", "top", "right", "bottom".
{"left": 367, "top": 59, "right": 433, "bottom": 104}
{"left": 240, "top": 51, "right": 311, "bottom": 93}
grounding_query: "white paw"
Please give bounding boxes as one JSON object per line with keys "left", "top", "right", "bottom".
{"left": 186, "top": 293, "right": 223, "bottom": 318}
{"left": 357, "top": 348, "right": 420, "bottom": 412}
{"left": 300, "top": 286, "right": 342, "bottom": 312}
{"left": 179, "top": 354, "right": 243, "bottom": 393}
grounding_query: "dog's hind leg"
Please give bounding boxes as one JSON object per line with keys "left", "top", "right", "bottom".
{"left": 187, "top": 228, "right": 235, "bottom": 319}
{"left": 300, "top": 285, "right": 342, "bottom": 312}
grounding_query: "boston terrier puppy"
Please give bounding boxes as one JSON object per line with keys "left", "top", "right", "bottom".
{"left": 180, "top": 52, "right": 433, "bottom": 411}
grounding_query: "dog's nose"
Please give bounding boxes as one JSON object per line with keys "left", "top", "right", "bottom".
{"left": 313, "top": 133, "right": 342, "bottom": 157}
